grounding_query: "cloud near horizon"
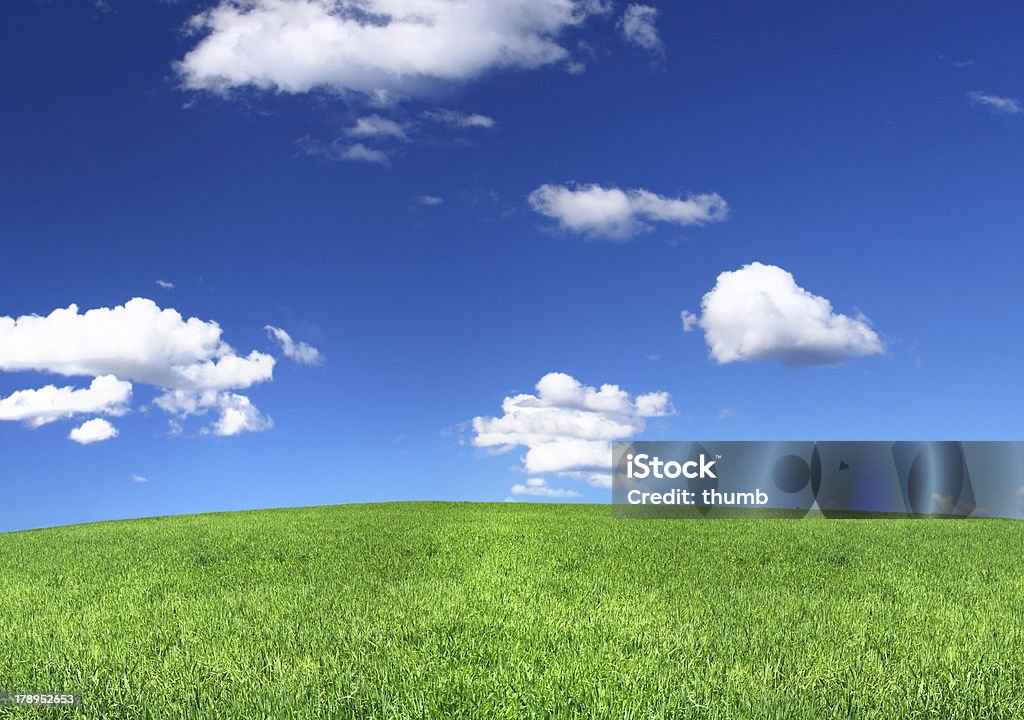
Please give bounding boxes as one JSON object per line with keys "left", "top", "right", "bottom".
{"left": 682, "top": 262, "right": 885, "bottom": 367}
{"left": 0, "top": 298, "right": 315, "bottom": 440}
{"left": 473, "top": 371, "right": 673, "bottom": 491}
{"left": 528, "top": 183, "right": 728, "bottom": 239}
{"left": 510, "top": 477, "right": 583, "bottom": 498}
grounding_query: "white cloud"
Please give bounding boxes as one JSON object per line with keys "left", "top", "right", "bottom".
{"left": 131, "top": 474, "right": 149, "bottom": 483}
{"left": 421, "top": 109, "right": 497, "bottom": 128}
{"left": 347, "top": 114, "right": 409, "bottom": 139}
{"left": 528, "top": 183, "right": 728, "bottom": 239}
{"left": 580, "top": 0, "right": 614, "bottom": 13}
{"left": 341, "top": 143, "right": 391, "bottom": 165}
{"left": 69, "top": 418, "right": 119, "bottom": 445}
{"left": 304, "top": 109, "right": 496, "bottom": 167}
{"left": 177, "top": 0, "right": 608, "bottom": 96}
{"left": 0, "top": 298, "right": 274, "bottom": 390}
{"left": 510, "top": 477, "right": 582, "bottom": 498}
{"left": 212, "top": 393, "right": 273, "bottom": 436}
{"left": 0, "top": 375, "right": 131, "bottom": 427}
{"left": 0, "top": 298, "right": 279, "bottom": 438}
{"left": 618, "top": 4, "right": 662, "bottom": 54}
{"left": 968, "top": 91, "right": 1023, "bottom": 115}
{"left": 153, "top": 389, "right": 273, "bottom": 436}
{"left": 473, "top": 372, "right": 672, "bottom": 488}
{"left": 682, "top": 262, "right": 885, "bottom": 367}
{"left": 296, "top": 136, "right": 391, "bottom": 165}
{"left": 265, "top": 326, "right": 324, "bottom": 365}
{"left": 156, "top": 279, "right": 175, "bottom": 290}
{"left": 415, "top": 195, "right": 444, "bottom": 206}
{"left": 171, "top": 352, "right": 276, "bottom": 392}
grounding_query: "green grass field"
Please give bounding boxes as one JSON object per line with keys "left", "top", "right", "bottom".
{"left": 1, "top": 503, "right": 1022, "bottom": 719}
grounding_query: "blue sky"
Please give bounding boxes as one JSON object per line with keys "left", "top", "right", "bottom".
{"left": 1, "top": 0, "right": 1022, "bottom": 531}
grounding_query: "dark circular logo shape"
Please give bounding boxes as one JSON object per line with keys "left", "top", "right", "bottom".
{"left": 773, "top": 454, "right": 811, "bottom": 493}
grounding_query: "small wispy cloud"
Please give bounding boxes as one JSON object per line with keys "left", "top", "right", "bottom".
{"left": 415, "top": 195, "right": 444, "bottom": 207}
{"left": 265, "top": 326, "right": 324, "bottom": 366}
{"left": 968, "top": 91, "right": 1023, "bottom": 115}
{"left": 938, "top": 53, "right": 976, "bottom": 69}
{"left": 340, "top": 143, "right": 390, "bottom": 165}
{"left": 619, "top": 4, "right": 663, "bottom": 56}
{"left": 296, "top": 136, "right": 391, "bottom": 166}
{"left": 510, "top": 478, "right": 583, "bottom": 499}
{"left": 346, "top": 115, "right": 409, "bottom": 140}
{"left": 421, "top": 109, "right": 496, "bottom": 129}
{"left": 131, "top": 474, "right": 149, "bottom": 484}
{"left": 156, "top": 279, "right": 174, "bottom": 290}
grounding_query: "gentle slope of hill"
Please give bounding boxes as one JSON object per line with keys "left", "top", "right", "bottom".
{"left": 2, "top": 502, "right": 1023, "bottom": 719}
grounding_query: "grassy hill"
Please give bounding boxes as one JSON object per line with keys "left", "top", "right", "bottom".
{"left": 1, "top": 502, "right": 1023, "bottom": 719}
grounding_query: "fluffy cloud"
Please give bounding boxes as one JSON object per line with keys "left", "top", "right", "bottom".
{"left": 968, "top": 91, "right": 1023, "bottom": 115}
{"left": 0, "top": 298, "right": 279, "bottom": 438}
{"left": 177, "top": 0, "right": 611, "bottom": 96}
{"left": 69, "top": 418, "right": 119, "bottom": 445}
{"left": 154, "top": 389, "right": 273, "bottom": 436}
{"left": 0, "top": 298, "right": 274, "bottom": 390}
{"left": 212, "top": 393, "right": 274, "bottom": 436}
{"left": 0, "top": 375, "right": 131, "bottom": 427}
{"left": 421, "top": 109, "right": 497, "bottom": 128}
{"left": 619, "top": 4, "right": 662, "bottom": 54}
{"left": 473, "top": 372, "right": 673, "bottom": 488}
{"left": 528, "top": 183, "right": 728, "bottom": 239}
{"left": 510, "top": 477, "right": 582, "bottom": 498}
{"left": 265, "top": 326, "right": 324, "bottom": 365}
{"left": 682, "top": 262, "right": 885, "bottom": 367}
